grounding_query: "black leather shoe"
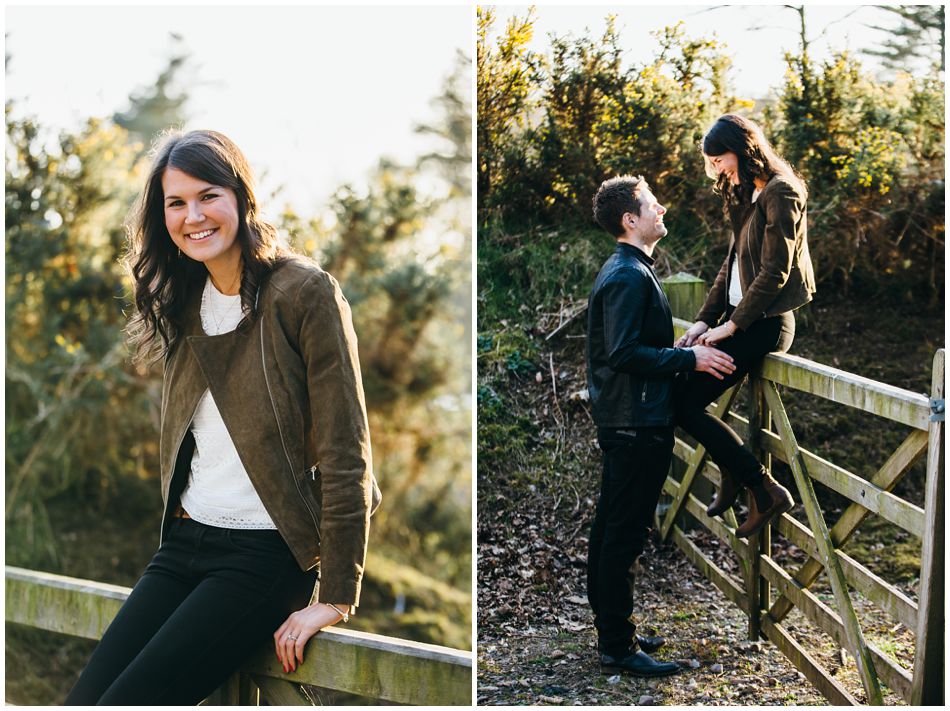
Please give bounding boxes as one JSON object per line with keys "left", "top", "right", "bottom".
{"left": 600, "top": 650, "right": 681, "bottom": 677}
{"left": 636, "top": 633, "right": 665, "bottom": 654}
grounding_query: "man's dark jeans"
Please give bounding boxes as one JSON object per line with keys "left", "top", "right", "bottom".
{"left": 587, "top": 425, "right": 674, "bottom": 658}
{"left": 673, "top": 311, "right": 795, "bottom": 488}
{"left": 65, "top": 516, "right": 317, "bottom": 705}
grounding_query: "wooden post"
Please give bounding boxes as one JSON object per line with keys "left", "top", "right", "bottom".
{"left": 661, "top": 272, "right": 706, "bottom": 322}
{"left": 208, "top": 673, "right": 241, "bottom": 705}
{"left": 239, "top": 673, "right": 260, "bottom": 705}
{"left": 911, "top": 349, "right": 944, "bottom": 705}
{"left": 747, "top": 375, "right": 771, "bottom": 641}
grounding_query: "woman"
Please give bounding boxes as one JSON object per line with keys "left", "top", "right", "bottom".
{"left": 66, "top": 130, "right": 380, "bottom": 705}
{"left": 674, "top": 114, "right": 815, "bottom": 538}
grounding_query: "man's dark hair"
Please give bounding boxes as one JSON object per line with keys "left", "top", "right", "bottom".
{"left": 592, "top": 175, "right": 648, "bottom": 237}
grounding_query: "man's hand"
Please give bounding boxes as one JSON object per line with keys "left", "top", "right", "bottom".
{"left": 691, "top": 345, "right": 736, "bottom": 380}
{"left": 697, "top": 320, "right": 738, "bottom": 346}
{"left": 675, "top": 321, "right": 709, "bottom": 347}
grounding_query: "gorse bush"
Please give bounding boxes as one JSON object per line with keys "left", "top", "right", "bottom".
{"left": 477, "top": 10, "right": 944, "bottom": 301}
{"left": 767, "top": 50, "right": 944, "bottom": 297}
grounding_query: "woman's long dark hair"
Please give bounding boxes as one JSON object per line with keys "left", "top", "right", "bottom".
{"left": 124, "top": 130, "right": 292, "bottom": 364}
{"left": 702, "top": 114, "right": 807, "bottom": 213}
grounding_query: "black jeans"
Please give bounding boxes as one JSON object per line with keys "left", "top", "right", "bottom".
{"left": 674, "top": 311, "right": 795, "bottom": 488}
{"left": 587, "top": 426, "right": 674, "bottom": 658}
{"left": 65, "top": 517, "right": 317, "bottom": 705}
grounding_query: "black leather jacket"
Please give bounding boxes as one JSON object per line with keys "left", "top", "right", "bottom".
{"left": 586, "top": 243, "right": 696, "bottom": 428}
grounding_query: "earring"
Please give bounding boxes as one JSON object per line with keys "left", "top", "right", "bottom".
{"left": 178, "top": 247, "right": 182, "bottom": 258}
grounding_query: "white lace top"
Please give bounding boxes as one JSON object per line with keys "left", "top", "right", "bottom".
{"left": 729, "top": 187, "right": 763, "bottom": 307}
{"left": 179, "top": 277, "right": 278, "bottom": 530}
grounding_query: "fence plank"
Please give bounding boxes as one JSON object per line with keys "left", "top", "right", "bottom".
{"left": 240, "top": 628, "right": 472, "bottom": 705}
{"left": 4, "top": 566, "right": 472, "bottom": 706}
{"left": 768, "top": 429, "right": 928, "bottom": 624}
{"left": 250, "top": 675, "right": 312, "bottom": 705}
{"left": 911, "top": 349, "right": 945, "bottom": 705}
{"left": 207, "top": 674, "right": 241, "bottom": 705}
{"left": 670, "top": 525, "right": 749, "bottom": 614}
{"left": 760, "top": 434, "right": 925, "bottom": 537}
{"left": 759, "top": 616, "right": 859, "bottom": 705}
{"left": 238, "top": 674, "right": 259, "bottom": 706}
{"left": 760, "top": 556, "right": 913, "bottom": 702}
{"left": 5, "top": 567, "right": 128, "bottom": 639}
{"left": 775, "top": 514, "right": 918, "bottom": 631}
{"left": 762, "top": 382, "right": 884, "bottom": 705}
{"left": 758, "top": 353, "right": 931, "bottom": 430}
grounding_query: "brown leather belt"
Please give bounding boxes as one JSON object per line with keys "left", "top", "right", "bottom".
{"left": 172, "top": 504, "right": 192, "bottom": 519}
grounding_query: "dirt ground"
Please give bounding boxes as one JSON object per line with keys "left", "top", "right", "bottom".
{"left": 478, "top": 533, "right": 830, "bottom": 706}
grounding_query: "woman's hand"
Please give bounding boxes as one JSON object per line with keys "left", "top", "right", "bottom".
{"left": 273, "top": 602, "right": 346, "bottom": 673}
{"left": 697, "top": 320, "right": 738, "bottom": 346}
{"left": 675, "top": 321, "right": 709, "bottom": 347}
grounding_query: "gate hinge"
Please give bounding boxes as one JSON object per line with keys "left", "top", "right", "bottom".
{"left": 930, "top": 398, "right": 945, "bottom": 422}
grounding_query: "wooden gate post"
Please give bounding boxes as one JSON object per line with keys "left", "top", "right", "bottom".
{"left": 661, "top": 272, "right": 706, "bottom": 322}
{"left": 911, "top": 349, "right": 944, "bottom": 705}
{"left": 207, "top": 672, "right": 242, "bottom": 704}
{"left": 747, "top": 374, "right": 771, "bottom": 641}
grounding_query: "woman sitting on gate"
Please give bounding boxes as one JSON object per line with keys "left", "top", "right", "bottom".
{"left": 66, "top": 129, "right": 380, "bottom": 705}
{"left": 674, "top": 113, "right": 816, "bottom": 537}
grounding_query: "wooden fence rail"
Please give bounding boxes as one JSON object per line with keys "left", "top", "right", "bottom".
{"left": 655, "top": 308, "right": 943, "bottom": 706}
{"left": 5, "top": 566, "right": 472, "bottom": 706}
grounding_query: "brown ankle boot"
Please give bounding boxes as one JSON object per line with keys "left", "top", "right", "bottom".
{"left": 706, "top": 469, "right": 740, "bottom": 517}
{"left": 736, "top": 475, "right": 794, "bottom": 538}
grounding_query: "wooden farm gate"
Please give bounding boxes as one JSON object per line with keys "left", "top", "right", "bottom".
{"left": 5, "top": 566, "right": 472, "bottom": 705}
{"left": 657, "top": 311, "right": 943, "bottom": 706}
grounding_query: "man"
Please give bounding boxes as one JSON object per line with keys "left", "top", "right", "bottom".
{"left": 586, "top": 175, "right": 735, "bottom": 677}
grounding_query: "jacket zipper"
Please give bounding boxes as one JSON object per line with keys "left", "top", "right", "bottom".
{"left": 159, "top": 394, "right": 202, "bottom": 544}
{"left": 261, "top": 317, "right": 320, "bottom": 534}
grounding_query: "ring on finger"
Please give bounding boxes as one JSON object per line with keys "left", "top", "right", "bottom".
{"left": 288, "top": 633, "right": 298, "bottom": 641}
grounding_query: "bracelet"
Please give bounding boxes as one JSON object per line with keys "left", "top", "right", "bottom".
{"left": 326, "top": 603, "right": 349, "bottom": 622}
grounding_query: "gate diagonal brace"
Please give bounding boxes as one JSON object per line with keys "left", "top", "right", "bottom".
{"left": 762, "top": 381, "right": 884, "bottom": 705}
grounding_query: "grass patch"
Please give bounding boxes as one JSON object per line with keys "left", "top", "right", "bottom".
{"left": 842, "top": 515, "right": 921, "bottom": 583}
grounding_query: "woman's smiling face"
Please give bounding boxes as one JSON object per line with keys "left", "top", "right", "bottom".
{"left": 706, "top": 151, "right": 740, "bottom": 185}
{"left": 162, "top": 167, "right": 242, "bottom": 270}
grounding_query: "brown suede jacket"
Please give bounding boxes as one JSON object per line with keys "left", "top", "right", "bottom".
{"left": 697, "top": 175, "right": 816, "bottom": 331}
{"left": 158, "top": 257, "right": 380, "bottom": 607}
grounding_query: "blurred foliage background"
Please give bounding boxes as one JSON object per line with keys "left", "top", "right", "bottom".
{"left": 5, "top": 41, "right": 472, "bottom": 703}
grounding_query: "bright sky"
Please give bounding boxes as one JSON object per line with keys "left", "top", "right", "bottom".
{"left": 5, "top": 4, "right": 471, "bottom": 215}
{"left": 491, "top": 3, "right": 936, "bottom": 99}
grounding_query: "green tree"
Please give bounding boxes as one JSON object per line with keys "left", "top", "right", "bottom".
{"left": 476, "top": 6, "right": 542, "bottom": 211}
{"left": 5, "top": 109, "right": 157, "bottom": 566}
{"left": 864, "top": 5, "right": 945, "bottom": 73}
